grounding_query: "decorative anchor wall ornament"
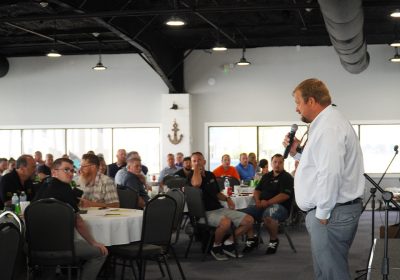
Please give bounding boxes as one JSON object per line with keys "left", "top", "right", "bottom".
{"left": 168, "top": 120, "right": 183, "bottom": 145}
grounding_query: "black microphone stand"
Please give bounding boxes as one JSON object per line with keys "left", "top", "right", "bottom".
{"left": 355, "top": 146, "right": 398, "bottom": 279}
{"left": 363, "top": 174, "right": 400, "bottom": 280}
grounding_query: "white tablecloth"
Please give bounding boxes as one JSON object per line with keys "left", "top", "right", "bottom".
{"left": 79, "top": 208, "right": 143, "bottom": 246}
{"left": 222, "top": 194, "right": 254, "bottom": 209}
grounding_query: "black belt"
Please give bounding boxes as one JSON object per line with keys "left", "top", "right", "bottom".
{"left": 307, "top": 198, "right": 362, "bottom": 213}
{"left": 335, "top": 198, "right": 362, "bottom": 207}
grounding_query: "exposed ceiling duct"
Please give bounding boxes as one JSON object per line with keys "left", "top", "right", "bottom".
{"left": 318, "top": 0, "right": 369, "bottom": 74}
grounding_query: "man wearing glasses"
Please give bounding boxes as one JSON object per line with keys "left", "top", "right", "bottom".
{"left": 78, "top": 154, "right": 119, "bottom": 208}
{"left": 34, "top": 158, "right": 108, "bottom": 280}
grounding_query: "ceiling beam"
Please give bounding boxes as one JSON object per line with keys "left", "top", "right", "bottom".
{"left": 46, "top": 0, "right": 181, "bottom": 93}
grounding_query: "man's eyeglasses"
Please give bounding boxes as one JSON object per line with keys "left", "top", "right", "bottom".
{"left": 55, "top": 168, "right": 75, "bottom": 174}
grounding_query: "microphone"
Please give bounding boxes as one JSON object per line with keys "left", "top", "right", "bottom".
{"left": 394, "top": 145, "right": 398, "bottom": 154}
{"left": 283, "top": 124, "right": 298, "bottom": 159}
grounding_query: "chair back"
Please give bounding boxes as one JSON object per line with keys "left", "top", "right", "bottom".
{"left": 166, "top": 177, "right": 187, "bottom": 189}
{"left": 162, "top": 175, "right": 175, "bottom": 185}
{"left": 117, "top": 187, "right": 139, "bottom": 209}
{"left": 216, "top": 176, "right": 240, "bottom": 191}
{"left": 24, "top": 198, "right": 76, "bottom": 266}
{"left": 141, "top": 194, "right": 177, "bottom": 247}
{"left": 184, "top": 186, "right": 209, "bottom": 224}
{"left": 166, "top": 189, "right": 185, "bottom": 231}
{"left": 0, "top": 212, "right": 22, "bottom": 280}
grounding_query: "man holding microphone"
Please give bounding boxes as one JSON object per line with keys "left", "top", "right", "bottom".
{"left": 283, "top": 78, "right": 365, "bottom": 280}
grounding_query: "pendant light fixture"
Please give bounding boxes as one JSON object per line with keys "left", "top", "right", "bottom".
{"left": 92, "top": 35, "right": 107, "bottom": 70}
{"left": 47, "top": 20, "right": 61, "bottom": 58}
{"left": 212, "top": 29, "right": 227, "bottom": 51}
{"left": 390, "top": 9, "right": 400, "bottom": 18}
{"left": 46, "top": 49, "right": 61, "bottom": 58}
{"left": 165, "top": 16, "right": 186, "bottom": 26}
{"left": 236, "top": 47, "right": 251, "bottom": 66}
{"left": 389, "top": 47, "right": 400, "bottom": 62}
{"left": 165, "top": 0, "right": 186, "bottom": 26}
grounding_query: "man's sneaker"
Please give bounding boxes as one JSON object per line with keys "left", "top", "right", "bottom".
{"left": 223, "top": 243, "right": 243, "bottom": 258}
{"left": 242, "top": 238, "right": 258, "bottom": 253}
{"left": 265, "top": 239, "right": 279, "bottom": 255}
{"left": 210, "top": 246, "right": 229, "bottom": 261}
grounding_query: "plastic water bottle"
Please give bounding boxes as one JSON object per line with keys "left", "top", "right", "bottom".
{"left": 224, "top": 178, "right": 230, "bottom": 190}
{"left": 11, "top": 193, "right": 20, "bottom": 214}
{"left": 20, "top": 191, "right": 27, "bottom": 202}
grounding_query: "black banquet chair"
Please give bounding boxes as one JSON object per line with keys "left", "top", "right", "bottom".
{"left": 110, "top": 194, "right": 178, "bottom": 280}
{"left": 165, "top": 177, "right": 187, "bottom": 190}
{"left": 166, "top": 188, "right": 187, "bottom": 279}
{"left": 0, "top": 211, "right": 23, "bottom": 280}
{"left": 24, "top": 198, "right": 81, "bottom": 280}
{"left": 184, "top": 186, "right": 238, "bottom": 261}
{"left": 117, "top": 187, "right": 139, "bottom": 209}
{"left": 216, "top": 176, "right": 240, "bottom": 191}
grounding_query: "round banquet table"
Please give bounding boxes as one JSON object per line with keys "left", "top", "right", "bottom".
{"left": 78, "top": 207, "right": 143, "bottom": 246}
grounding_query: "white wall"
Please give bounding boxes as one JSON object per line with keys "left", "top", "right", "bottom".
{"left": 0, "top": 54, "right": 168, "bottom": 126}
{"left": 185, "top": 45, "right": 400, "bottom": 153}
{"left": 2, "top": 45, "right": 400, "bottom": 168}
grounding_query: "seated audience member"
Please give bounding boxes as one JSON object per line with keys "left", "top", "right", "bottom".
{"left": 159, "top": 153, "right": 179, "bottom": 184}
{"left": 34, "top": 151, "right": 45, "bottom": 165}
{"left": 0, "top": 155, "right": 37, "bottom": 209}
{"left": 291, "top": 160, "right": 300, "bottom": 177}
{"left": 175, "top": 152, "right": 184, "bottom": 168}
{"left": 235, "top": 153, "right": 255, "bottom": 182}
{"left": 189, "top": 152, "right": 256, "bottom": 260}
{"left": 115, "top": 151, "right": 147, "bottom": 185}
{"left": 45, "top": 153, "right": 54, "bottom": 167}
{"left": 0, "top": 158, "right": 8, "bottom": 178}
{"left": 97, "top": 155, "right": 108, "bottom": 175}
{"left": 107, "top": 149, "right": 127, "bottom": 178}
{"left": 36, "top": 164, "right": 51, "bottom": 183}
{"left": 212, "top": 154, "right": 240, "bottom": 181}
{"left": 78, "top": 153, "right": 119, "bottom": 208}
{"left": 241, "top": 154, "right": 294, "bottom": 254}
{"left": 2, "top": 157, "right": 16, "bottom": 176}
{"left": 120, "top": 157, "right": 150, "bottom": 209}
{"left": 254, "top": 159, "right": 269, "bottom": 181}
{"left": 34, "top": 158, "right": 108, "bottom": 280}
{"left": 248, "top": 152, "right": 258, "bottom": 171}
{"left": 174, "top": 156, "right": 192, "bottom": 178}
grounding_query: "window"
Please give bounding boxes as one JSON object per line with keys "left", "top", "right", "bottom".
{"left": 209, "top": 127, "right": 257, "bottom": 171}
{"left": 360, "top": 125, "right": 400, "bottom": 173}
{"left": 22, "top": 129, "right": 65, "bottom": 159}
{"left": 113, "top": 128, "right": 160, "bottom": 173}
{"left": 67, "top": 128, "right": 112, "bottom": 165}
{"left": 258, "top": 125, "right": 308, "bottom": 172}
{"left": 0, "top": 130, "right": 21, "bottom": 159}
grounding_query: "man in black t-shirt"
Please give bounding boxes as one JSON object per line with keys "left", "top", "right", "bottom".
{"left": 0, "top": 155, "right": 37, "bottom": 209}
{"left": 34, "top": 158, "right": 108, "bottom": 280}
{"left": 189, "top": 152, "right": 255, "bottom": 261}
{"left": 174, "top": 156, "right": 192, "bottom": 178}
{"left": 242, "top": 154, "right": 294, "bottom": 255}
{"left": 107, "top": 149, "right": 127, "bottom": 179}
